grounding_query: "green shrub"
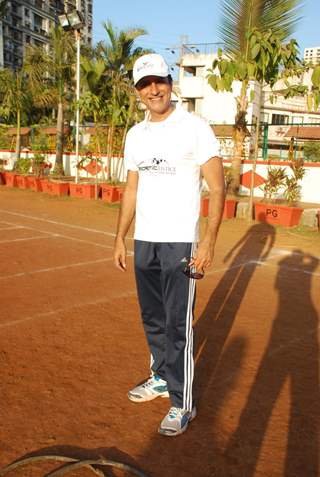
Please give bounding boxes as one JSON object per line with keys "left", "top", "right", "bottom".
{"left": 14, "top": 157, "right": 32, "bottom": 174}
{"left": 303, "top": 141, "right": 320, "bottom": 162}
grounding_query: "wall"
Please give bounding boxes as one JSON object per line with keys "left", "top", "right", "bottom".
{"left": 2, "top": 150, "right": 319, "bottom": 204}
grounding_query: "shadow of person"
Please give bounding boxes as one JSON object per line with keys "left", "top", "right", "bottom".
{"left": 224, "top": 249, "right": 320, "bottom": 477}
{"left": 195, "top": 219, "right": 276, "bottom": 404}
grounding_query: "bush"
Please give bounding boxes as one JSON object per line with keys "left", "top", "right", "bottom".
{"left": 14, "top": 157, "right": 32, "bottom": 175}
{"left": 303, "top": 141, "right": 320, "bottom": 162}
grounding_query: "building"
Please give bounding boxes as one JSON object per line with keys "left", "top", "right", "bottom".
{"left": 0, "top": 0, "right": 92, "bottom": 70}
{"left": 304, "top": 46, "right": 320, "bottom": 65}
{"left": 176, "top": 49, "right": 320, "bottom": 159}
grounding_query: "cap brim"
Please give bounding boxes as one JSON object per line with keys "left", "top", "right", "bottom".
{"left": 134, "top": 73, "right": 168, "bottom": 87}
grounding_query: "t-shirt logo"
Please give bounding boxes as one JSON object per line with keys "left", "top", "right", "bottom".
{"left": 137, "top": 157, "right": 176, "bottom": 175}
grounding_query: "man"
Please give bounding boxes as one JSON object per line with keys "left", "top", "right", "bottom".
{"left": 114, "top": 53, "right": 225, "bottom": 436}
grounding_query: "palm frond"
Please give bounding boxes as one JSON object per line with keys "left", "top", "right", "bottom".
{"left": 219, "top": 0, "right": 303, "bottom": 56}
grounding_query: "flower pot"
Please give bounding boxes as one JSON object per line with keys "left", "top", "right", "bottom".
{"left": 4, "top": 171, "right": 18, "bottom": 187}
{"left": 28, "top": 176, "right": 43, "bottom": 192}
{"left": 254, "top": 202, "right": 303, "bottom": 227}
{"left": 201, "top": 197, "right": 237, "bottom": 219}
{"left": 116, "top": 186, "right": 125, "bottom": 202}
{"left": 69, "top": 183, "right": 99, "bottom": 199}
{"left": 101, "top": 184, "right": 120, "bottom": 203}
{"left": 223, "top": 199, "right": 237, "bottom": 218}
{"left": 16, "top": 175, "right": 29, "bottom": 189}
{"left": 41, "top": 180, "right": 69, "bottom": 196}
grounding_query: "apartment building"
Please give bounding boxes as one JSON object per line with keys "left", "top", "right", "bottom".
{"left": 304, "top": 46, "right": 320, "bottom": 65}
{"left": 0, "top": 0, "right": 92, "bottom": 70}
{"left": 177, "top": 50, "right": 320, "bottom": 158}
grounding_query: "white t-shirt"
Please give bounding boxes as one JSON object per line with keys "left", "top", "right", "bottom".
{"left": 124, "top": 106, "right": 220, "bottom": 242}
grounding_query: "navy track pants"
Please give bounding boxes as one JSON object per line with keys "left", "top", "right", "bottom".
{"left": 134, "top": 240, "right": 196, "bottom": 411}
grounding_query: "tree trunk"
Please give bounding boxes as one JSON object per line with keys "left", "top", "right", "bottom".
{"left": 15, "top": 108, "right": 21, "bottom": 160}
{"left": 116, "top": 95, "right": 135, "bottom": 182}
{"left": 55, "top": 101, "right": 64, "bottom": 176}
{"left": 248, "top": 83, "right": 263, "bottom": 222}
{"left": 230, "top": 81, "right": 249, "bottom": 194}
{"left": 231, "top": 127, "right": 246, "bottom": 193}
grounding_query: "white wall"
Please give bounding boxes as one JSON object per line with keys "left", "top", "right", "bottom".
{"left": 2, "top": 150, "right": 319, "bottom": 204}
{"left": 237, "top": 160, "right": 320, "bottom": 204}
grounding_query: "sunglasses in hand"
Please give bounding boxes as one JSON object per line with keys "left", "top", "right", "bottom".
{"left": 182, "top": 257, "right": 204, "bottom": 280}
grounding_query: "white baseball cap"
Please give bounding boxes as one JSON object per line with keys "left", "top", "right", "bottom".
{"left": 133, "top": 53, "right": 169, "bottom": 86}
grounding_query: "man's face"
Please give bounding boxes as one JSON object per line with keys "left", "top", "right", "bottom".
{"left": 136, "top": 75, "right": 173, "bottom": 121}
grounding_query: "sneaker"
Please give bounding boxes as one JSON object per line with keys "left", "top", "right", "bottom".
{"left": 128, "top": 375, "right": 169, "bottom": 402}
{"left": 158, "top": 406, "right": 197, "bottom": 436}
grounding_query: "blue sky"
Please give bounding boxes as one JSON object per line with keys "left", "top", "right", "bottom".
{"left": 93, "top": 0, "right": 319, "bottom": 75}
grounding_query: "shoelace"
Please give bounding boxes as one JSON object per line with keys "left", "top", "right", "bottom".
{"left": 142, "top": 377, "right": 158, "bottom": 389}
{"left": 168, "top": 407, "right": 182, "bottom": 419}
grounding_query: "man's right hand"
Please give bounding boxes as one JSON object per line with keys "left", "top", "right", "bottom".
{"left": 114, "top": 237, "right": 127, "bottom": 271}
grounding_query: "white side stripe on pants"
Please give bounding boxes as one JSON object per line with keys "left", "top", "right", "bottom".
{"left": 183, "top": 242, "right": 196, "bottom": 411}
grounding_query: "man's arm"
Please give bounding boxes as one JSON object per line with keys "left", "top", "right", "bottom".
{"left": 114, "top": 170, "right": 139, "bottom": 271}
{"left": 192, "top": 157, "right": 225, "bottom": 272}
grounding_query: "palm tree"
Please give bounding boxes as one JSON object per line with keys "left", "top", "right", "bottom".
{"left": 0, "top": 69, "right": 31, "bottom": 159}
{"left": 24, "top": 26, "right": 75, "bottom": 175}
{"left": 212, "top": 0, "right": 303, "bottom": 193}
{"left": 97, "top": 20, "right": 149, "bottom": 180}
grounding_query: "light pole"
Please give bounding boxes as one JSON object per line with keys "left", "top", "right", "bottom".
{"left": 58, "top": 2, "right": 83, "bottom": 183}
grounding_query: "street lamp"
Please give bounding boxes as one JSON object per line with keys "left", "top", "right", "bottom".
{"left": 58, "top": 3, "right": 84, "bottom": 184}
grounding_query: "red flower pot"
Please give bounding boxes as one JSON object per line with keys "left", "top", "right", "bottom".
{"left": 69, "top": 183, "right": 99, "bottom": 199}
{"left": 101, "top": 184, "right": 120, "bottom": 203}
{"left": 28, "top": 176, "right": 43, "bottom": 192}
{"left": 201, "top": 197, "right": 237, "bottom": 219}
{"left": 41, "top": 180, "right": 69, "bottom": 196}
{"left": 4, "top": 172, "right": 18, "bottom": 187}
{"left": 116, "top": 186, "right": 125, "bottom": 202}
{"left": 16, "top": 175, "right": 29, "bottom": 189}
{"left": 254, "top": 202, "right": 303, "bottom": 227}
{"left": 223, "top": 199, "right": 237, "bottom": 218}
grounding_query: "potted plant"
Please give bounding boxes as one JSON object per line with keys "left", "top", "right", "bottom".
{"left": 27, "top": 152, "right": 49, "bottom": 192}
{"left": 14, "top": 157, "right": 32, "bottom": 189}
{"left": 101, "top": 180, "right": 122, "bottom": 203}
{"left": 255, "top": 159, "right": 305, "bottom": 227}
{"left": 0, "top": 158, "right": 6, "bottom": 185}
{"left": 70, "top": 152, "right": 102, "bottom": 199}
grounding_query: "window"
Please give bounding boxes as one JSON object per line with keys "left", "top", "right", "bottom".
{"left": 25, "top": 8, "right": 30, "bottom": 16}
{"left": 271, "top": 114, "right": 289, "bottom": 125}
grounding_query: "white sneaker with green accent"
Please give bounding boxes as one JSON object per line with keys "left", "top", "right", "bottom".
{"left": 128, "top": 375, "right": 169, "bottom": 402}
{"left": 158, "top": 406, "right": 197, "bottom": 436}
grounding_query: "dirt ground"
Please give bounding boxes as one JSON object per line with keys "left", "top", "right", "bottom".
{"left": 0, "top": 186, "right": 319, "bottom": 477}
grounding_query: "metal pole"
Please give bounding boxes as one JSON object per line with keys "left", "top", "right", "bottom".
{"left": 75, "top": 0, "right": 81, "bottom": 184}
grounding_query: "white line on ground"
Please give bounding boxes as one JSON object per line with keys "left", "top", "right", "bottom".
{"left": 0, "top": 221, "right": 117, "bottom": 250}
{"left": 0, "top": 235, "right": 59, "bottom": 244}
{"left": 0, "top": 226, "right": 24, "bottom": 231}
{"left": 0, "top": 209, "right": 117, "bottom": 237}
{"left": 0, "top": 257, "right": 118, "bottom": 280}
{"left": 0, "top": 290, "right": 137, "bottom": 329}
{"left": 260, "top": 261, "right": 320, "bottom": 278}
